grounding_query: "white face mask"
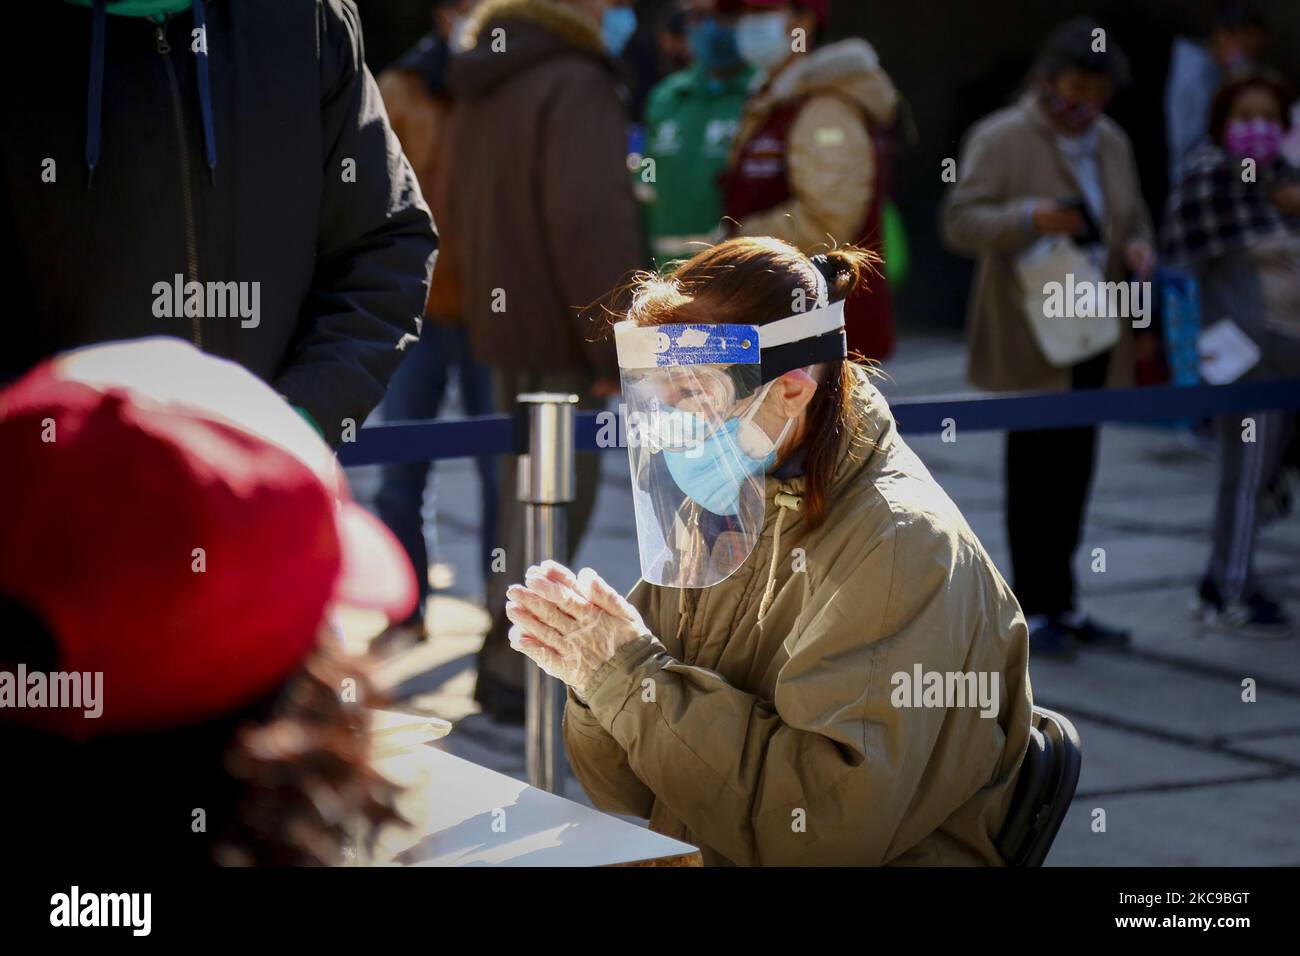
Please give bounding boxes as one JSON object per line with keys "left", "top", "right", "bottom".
{"left": 735, "top": 10, "right": 792, "bottom": 73}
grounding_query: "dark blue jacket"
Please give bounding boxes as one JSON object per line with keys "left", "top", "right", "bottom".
{"left": 1, "top": 0, "right": 437, "bottom": 445}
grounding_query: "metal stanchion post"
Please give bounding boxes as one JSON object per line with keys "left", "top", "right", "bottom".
{"left": 517, "top": 392, "right": 577, "bottom": 793}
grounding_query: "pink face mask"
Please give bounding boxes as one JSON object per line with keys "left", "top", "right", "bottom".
{"left": 1044, "top": 92, "right": 1102, "bottom": 133}
{"left": 1225, "top": 117, "right": 1284, "bottom": 165}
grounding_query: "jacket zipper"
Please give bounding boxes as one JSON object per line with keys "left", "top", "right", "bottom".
{"left": 155, "top": 20, "right": 202, "bottom": 349}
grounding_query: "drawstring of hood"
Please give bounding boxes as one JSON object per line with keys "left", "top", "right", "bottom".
{"left": 84, "top": 0, "right": 217, "bottom": 187}
{"left": 190, "top": 0, "right": 216, "bottom": 181}
{"left": 672, "top": 487, "right": 806, "bottom": 633}
{"left": 758, "top": 490, "right": 802, "bottom": 622}
{"left": 676, "top": 585, "right": 688, "bottom": 646}
{"left": 86, "top": 0, "right": 107, "bottom": 186}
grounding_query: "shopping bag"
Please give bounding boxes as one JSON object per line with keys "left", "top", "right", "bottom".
{"left": 1015, "top": 236, "right": 1120, "bottom": 366}
{"left": 1159, "top": 265, "right": 1203, "bottom": 386}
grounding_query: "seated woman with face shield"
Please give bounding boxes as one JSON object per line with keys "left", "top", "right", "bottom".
{"left": 505, "top": 237, "right": 1033, "bottom": 866}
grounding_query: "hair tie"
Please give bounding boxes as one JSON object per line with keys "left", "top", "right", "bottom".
{"left": 808, "top": 254, "right": 832, "bottom": 307}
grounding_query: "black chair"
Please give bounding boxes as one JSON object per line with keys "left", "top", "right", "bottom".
{"left": 995, "top": 705, "right": 1082, "bottom": 867}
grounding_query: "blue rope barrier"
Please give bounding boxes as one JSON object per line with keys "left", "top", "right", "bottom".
{"left": 336, "top": 378, "right": 1300, "bottom": 467}
{"left": 338, "top": 413, "right": 515, "bottom": 466}
{"left": 889, "top": 378, "right": 1300, "bottom": 434}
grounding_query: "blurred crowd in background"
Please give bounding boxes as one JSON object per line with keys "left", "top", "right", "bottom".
{"left": 3, "top": 0, "right": 1300, "bottom": 868}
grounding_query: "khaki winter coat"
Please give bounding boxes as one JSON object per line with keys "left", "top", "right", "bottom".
{"left": 942, "top": 93, "right": 1155, "bottom": 392}
{"left": 565, "top": 367, "right": 1033, "bottom": 866}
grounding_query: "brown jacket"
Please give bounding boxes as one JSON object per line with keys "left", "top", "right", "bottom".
{"left": 443, "top": 0, "right": 643, "bottom": 379}
{"left": 379, "top": 55, "right": 460, "bottom": 322}
{"left": 379, "top": 54, "right": 460, "bottom": 323}
{"left": 565, "top": 367, "right": 1034, "bottom": 866}
{"left": 942, "top": 93, "right": 1154, "bottom": 392}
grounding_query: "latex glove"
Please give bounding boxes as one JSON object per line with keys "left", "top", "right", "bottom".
{"left": 505, "top": 560, "right": 656, "bottom": 701}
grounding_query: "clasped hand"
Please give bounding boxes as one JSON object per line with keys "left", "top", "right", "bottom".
{"left": 505, "top": 560, "right": 657, "bottom": 701}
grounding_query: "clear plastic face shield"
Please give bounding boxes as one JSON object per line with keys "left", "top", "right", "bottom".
{"left": 615, "top": 275, "right": 848, "bottom": 588}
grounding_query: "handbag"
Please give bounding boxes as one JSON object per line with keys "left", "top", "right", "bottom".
{"left": 1015, "top": 236, "right": 1120, "bottom": 367}
{"left": 1158, "top": 265, "right": 1202, "bottom": 386}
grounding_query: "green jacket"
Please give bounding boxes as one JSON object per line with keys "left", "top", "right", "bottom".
{"left": 564, "top": 366, "right": 1034, "bottom": 866}
{"left": 641, "top": 65, "right": 755, "bottom": 262}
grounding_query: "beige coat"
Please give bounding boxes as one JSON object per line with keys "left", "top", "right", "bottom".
{"left": 565, "top": 367, "right": 1033, "bottom": 866}
{"left": 942, "top": 94, "right": 1154, "bottom": 392}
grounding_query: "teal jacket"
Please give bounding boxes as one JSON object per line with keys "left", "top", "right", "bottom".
{"left": 641, "top": 65, "right": 755, "bottom": 263}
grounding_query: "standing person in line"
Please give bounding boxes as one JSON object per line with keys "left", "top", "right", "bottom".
{"left": 720, "top": 0, "right": 900, "bottom": 361}
{"left": 641, "top": 0, "right": 755, "bottom": 264}
{"left": 611, "top": 0, "right": 669, "bottom": 124}
{"left": 1164, "top": 69, "right": 1300, "bottom": 637}
{"left": 374, "top": 0, "right": 499, "bottom": 643}
{"left": 442, "top": 0, "right": 643, "bottom": 721}
{"left": 1165, "top": 2, "right": 1267, "bottom": 185}
{"left": 942, "top": 18, "right": 1156, "bottom": 660}
{"left": 2, "top": 0, "right": 437, "bottom": 447}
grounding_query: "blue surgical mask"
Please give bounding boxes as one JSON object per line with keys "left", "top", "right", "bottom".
{"left": 734, "top": 10, "right": 790, "bottom": 73}
{"left": 660, "top": 380, "right": 797, "bottom": 517}
{"left": 603, "top": 6, "right": 637, "bottom": 57}
{"left": 688, "top": 16, "right": 742, "bottom": 75}
{"left": 662, "top": 416, "right": 775, "bottom": 516}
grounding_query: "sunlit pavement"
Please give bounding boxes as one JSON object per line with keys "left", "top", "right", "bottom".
{"left": 345, "top": 333, "right": 1300, "bottom": 865}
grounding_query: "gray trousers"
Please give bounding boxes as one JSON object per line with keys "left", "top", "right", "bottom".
{"left": 478, "top": 367, "right": 603, "bottom": 690}
{"left": 1199, "top": 253, "right": 1300, "bottom": 602}
{"left": 1208, "top": 410, "right": 1295, "bottom": 602}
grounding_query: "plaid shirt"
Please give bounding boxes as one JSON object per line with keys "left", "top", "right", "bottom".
{"left": 1162, "top": 144, "right": 1300, "bottom": 265}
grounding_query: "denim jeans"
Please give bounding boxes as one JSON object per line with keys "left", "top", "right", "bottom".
{"left": 374, "top": 322, "right": 499, "bottom": 622}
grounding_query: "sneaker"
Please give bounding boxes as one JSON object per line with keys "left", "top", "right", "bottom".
{"left": 1194, "top": 579, "right": 1294, "bottom": 639}
{"left": 1061, "top": 614, "right": 1131, "bottom": 649}
{"left": 1028, "top": 617, "right": 1078, "bottom": 661}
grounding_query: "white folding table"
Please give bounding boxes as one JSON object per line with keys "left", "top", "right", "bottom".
{"left": 367, "top": 740, "right": 701, "bottom": 867}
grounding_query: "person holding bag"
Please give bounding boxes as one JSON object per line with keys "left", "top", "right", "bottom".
{"left": 942, "top": 18, "right": 1156, "bottom": 659}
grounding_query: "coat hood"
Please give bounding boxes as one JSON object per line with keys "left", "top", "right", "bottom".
{"left": 762, "top": 38, "right": 897, "bottom": 127}
{"left": 449, "top": 0, "right": 612, "bottom": 98}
